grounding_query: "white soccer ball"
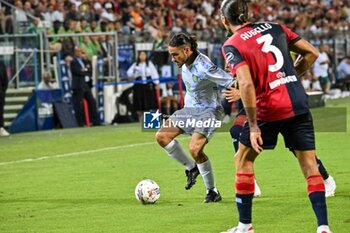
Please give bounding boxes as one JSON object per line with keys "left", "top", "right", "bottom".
{"left": 135, "top": 179, "right": 160, "bottom": 204}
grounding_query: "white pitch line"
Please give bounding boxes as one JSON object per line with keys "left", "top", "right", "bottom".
{"left": 0, "top": 132, "right": 228, "bottom": 167}
{"left": 0, "top": 141, "right": 156, "bottom": 167}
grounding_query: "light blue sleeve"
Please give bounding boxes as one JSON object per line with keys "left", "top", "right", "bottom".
{"left": 204, "top": 65, "right": 236, "bottom": 88}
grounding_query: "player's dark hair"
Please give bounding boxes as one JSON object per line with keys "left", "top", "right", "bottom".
{"left": 221, "top": 0, "right": 249, "bottom": 26}
{"left": 168, "top": 32, "right": 198, "bottom": 51}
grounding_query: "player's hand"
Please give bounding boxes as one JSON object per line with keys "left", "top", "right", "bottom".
{"left": 223, "top": 87, "right": 240, "bottom": 102}
{"left": 250, "top": 126, "right": 263, "bottom": 153}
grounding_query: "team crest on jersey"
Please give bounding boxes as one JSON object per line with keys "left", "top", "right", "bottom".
{"left": 192, "top": 75, "right": 198, "bottom": 82}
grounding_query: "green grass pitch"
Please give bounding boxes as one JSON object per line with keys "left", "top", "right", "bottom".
{"left": 0, "top": 98, "right": 349, "bottom": 233}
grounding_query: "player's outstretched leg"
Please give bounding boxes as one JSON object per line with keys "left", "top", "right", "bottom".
{"left": 316, "top": 156, "right": 336, "bottom": 197}
{"left": 189, "top": 133, "right": 221, "bottom": 203}
{"left": 295, "top": 150, "right": 332, "bottom": 233}
{"left": 156, "top": 126, "right": 198, "bottom": 190}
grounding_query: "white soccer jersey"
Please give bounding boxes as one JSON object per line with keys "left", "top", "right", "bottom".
{"left": 181, "top": 52, "right": 235, "bottom": 108}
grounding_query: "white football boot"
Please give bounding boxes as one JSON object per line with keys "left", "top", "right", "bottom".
{"left": 317, "top": 225, "right": 332, "bottom": 233}
{"left": 221, "top": 223, "right": 254, "bottom": 233}
{"left": 324, "top": 175, "right": 336, "bottom": 197}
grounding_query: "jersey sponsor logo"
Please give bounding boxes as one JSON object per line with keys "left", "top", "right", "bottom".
{"left": 225, "top": 52, "right": 235, "bottom": 64}
{"left": 240, "top": 23, "right": 272, "bottom": 41}
{"left": 269, "top": 72, "right": 298, "bottom": 89}
{"left": 223, "top": 45, "right": 244, "bottom": 69}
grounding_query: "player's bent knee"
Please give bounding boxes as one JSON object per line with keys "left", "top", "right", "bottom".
{"left": 234, "top": 147, "right": 257, "bottom": 173}
{"left": 188, "top": 144, "right": 200, "bottom": 157}
{"left": 155, "top": 131, "right": 171, "bottom": 147}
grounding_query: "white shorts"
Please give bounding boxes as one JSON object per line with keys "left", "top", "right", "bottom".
{"left": 168, "top": 107, "right": 223, "bottom": 140}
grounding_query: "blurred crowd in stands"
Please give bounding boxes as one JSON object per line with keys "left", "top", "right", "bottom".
{"left": 0, "top": 0, "right": 349, "bottom": 41}
{"left": 0, "top": 0, "right": 349, "bottom": 114}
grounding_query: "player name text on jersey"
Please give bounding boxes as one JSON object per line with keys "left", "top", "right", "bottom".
{"left": 240, "top": 23, "right": 272, "bottom": 41}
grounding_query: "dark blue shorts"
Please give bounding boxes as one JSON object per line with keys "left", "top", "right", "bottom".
{"left": 239, "top": 112, "right": 315, "bottom": 151}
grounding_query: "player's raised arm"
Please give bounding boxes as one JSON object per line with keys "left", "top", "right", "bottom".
{"left": 289, "top": 39, "right": 319, "bottom": 77}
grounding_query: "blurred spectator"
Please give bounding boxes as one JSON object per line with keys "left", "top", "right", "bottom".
{"left": 193, "top": 18, "right": 204, "bottom": 31}
{"left": 23, "top": 1, "right": 34, "bottom": 16}
{"left": 90, "top": 20, "right": 101, "bottom": 32}
{"left": 313, "top": 44, "right": 331, "bottom": 93}
{"left": 47, "top": 20, "right": 64, "bottom": 53}
{"left": 38, "top": 71, "right": 58, "bottom": 90}
{"left": 70, "top": 46, "right": 99, "bottom": 127}
{"left": 130, "top": 2, "right": 143, "bottom": 30}
{"left": 27, "top": 18, "right": 43, "bottom": 34}
{"left": 100, "top": 2, "right": 116, "bottom": 22}
{"left": 66, "top": 3, "right": 79, "bottom": 21}
{"left": 120, "top": 5, "right": 136, "bottom": 34}
{"left": 51, "top": 2, "right": 65, "bottom": 23}
{"left": 127, "top": 51, "right": 159, "bottom": 120}
{"left": 14, "top": 0, "right": 28, "bottom": 22}
{"left": 60, "top": 19, "right": 78, "bottom": 58}
{"left": 160, "top": 83, "right": 178, "bottom": 116}
{"left": 337, "top": 56, "right": 350, "bottom": 91}
{"left": 80, "top": 35, "right": 101, "bottom": 61}
{"left": 300, "top": 70, "right": 313, "bottom": 92}
{"left": 202, "top": 0, "right": 215, "bottom": 16}
{"left": 172, "top": 18, "right": 186, "bottom": 34}
{"left": 79, "top": 3, "right": 95, "bottom": 22}
{"left": 42, "top": 3, "right": 54, "bottom": 27}
{"left": 0, "top": 60, "right": 9, "bottom": 137}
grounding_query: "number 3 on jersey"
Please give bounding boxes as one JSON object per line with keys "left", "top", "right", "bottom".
{"left": 256, "top": 34, "right": 284, "bottom": 72}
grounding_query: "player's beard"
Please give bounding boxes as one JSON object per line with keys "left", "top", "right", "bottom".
{"left": 178, "top": 54, "right": 189, "bottom": 68}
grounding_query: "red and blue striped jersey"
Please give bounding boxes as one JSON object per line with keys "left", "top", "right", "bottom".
{"left": 222, "top": 22, "right": 309, "bottom": 121}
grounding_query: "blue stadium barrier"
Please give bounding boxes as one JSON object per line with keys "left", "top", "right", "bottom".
{"left": 9, "top": 90, "right": 63, "bottom": 134}
{"left": 93, "top": 76, "right": 179, "bottom": 88}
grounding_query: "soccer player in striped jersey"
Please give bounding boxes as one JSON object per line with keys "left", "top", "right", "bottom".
{"left": 220, "top": 0, "right": 332, "bottom": 232}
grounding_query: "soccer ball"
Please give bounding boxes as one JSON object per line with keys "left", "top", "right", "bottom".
{"left": 135, "top": 179, "right": 160, "bottom": 204}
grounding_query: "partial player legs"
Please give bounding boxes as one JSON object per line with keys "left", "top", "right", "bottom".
{"left": 156, "top": 125, "right": 198, "bottom": 189}
{"left": 316, "top": 156, "right": 336, "bottom": 197}
{"left": 189, "top": 133, "right": 221, "bottom": 202}
{"left": 230, "top": 143, "right": 259, "bottom": 232}
{"left": 294, "top": 150, "right": 331, "bottom": 231}
{"left": 230, "top": 121, "right": 261, "bottom": 197}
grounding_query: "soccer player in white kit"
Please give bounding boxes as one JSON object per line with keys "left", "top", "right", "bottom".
{"left": 156, "top": 32, "right": 237, "bottom": 202}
